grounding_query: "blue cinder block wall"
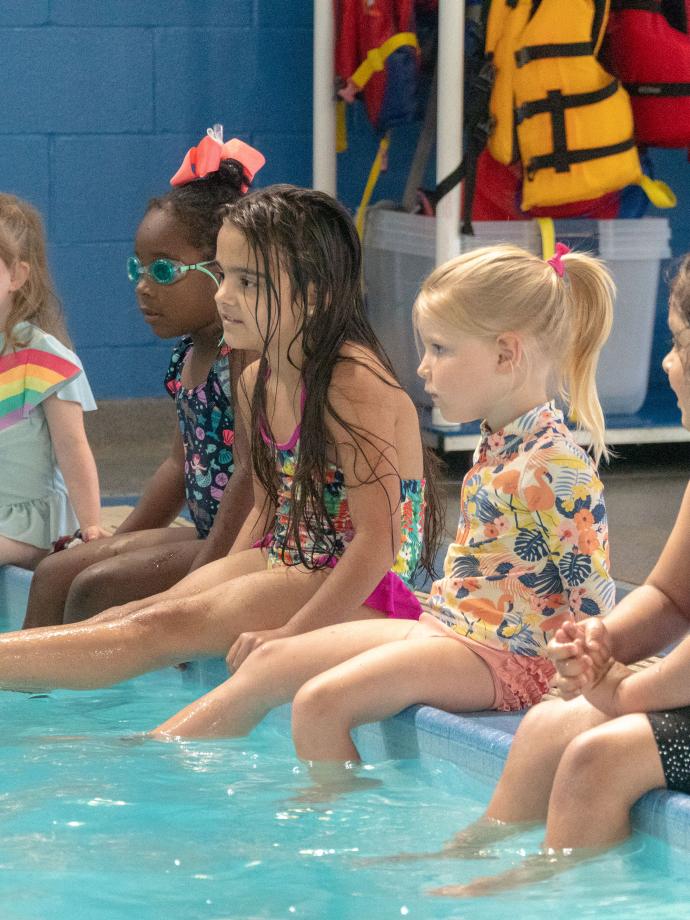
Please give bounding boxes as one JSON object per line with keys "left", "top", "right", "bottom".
{"left": 0, "top": 1, "right": 687, "bottom": 399}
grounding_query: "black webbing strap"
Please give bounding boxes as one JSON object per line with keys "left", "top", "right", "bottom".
{"left": 419, "top": 60, "right": 495, "bottom": 231}
{"left": 611, "top": 0, "right": 662, "bottom": 11}
{"left": 516, "top": 79, "right": 620, "bottom": 123}
{"left": 526, "top": 137, "right": 636, "bottom": 178}
{"left": 515, "top": 41, "right": 593, "bottom": 66}
{"left": 625, "top": 82, "right": 690, "bottom": 96}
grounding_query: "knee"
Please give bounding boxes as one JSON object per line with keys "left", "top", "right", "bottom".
{"left": 123, "top": 601, "right": 192, "bottom": 651}
{"left": 557, "top": 729, "right": 617, "bottom": 791}
{"left": 65, "top": 561, "right": 118, "bottom": 622}
{"left": 513, "top": 701, "right": 563, "bottom": 749}
{"left": 292, "top": 674, "right": 344, "bottom": 733}
{"left": 31, "top": 549, "right": 78, "bottom": 593}
{"left": 232, "top": 638, "right": 290, "bottom": 676}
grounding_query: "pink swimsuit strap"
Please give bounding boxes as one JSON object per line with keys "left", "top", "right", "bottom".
{"left": 259, "top": 380, "right": 307, "bottom": 451}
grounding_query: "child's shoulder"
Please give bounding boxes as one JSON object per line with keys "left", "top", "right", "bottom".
{"left": 330, "top": 343, "right": 400, "bottom": 397}
{"left": 524, "top": 421, "right": 600, "bottom": 478}
{"left": 9, "top": 322, "right": 82, "bottom": 366}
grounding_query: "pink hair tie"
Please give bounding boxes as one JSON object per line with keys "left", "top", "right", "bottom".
{"left": 547, "top": 242, "right": 571, "bottom": 278}
{"left": 170, "top": 125, "right": 266, "bottom": 190}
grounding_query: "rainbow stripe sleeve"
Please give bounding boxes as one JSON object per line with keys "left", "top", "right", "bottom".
{"left": 0, "top": 347, "right": 82, "bottom": 432}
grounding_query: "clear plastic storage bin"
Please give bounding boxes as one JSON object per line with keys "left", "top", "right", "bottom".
{"left": 363, "top": 211, "right": 671, "bottom": 416}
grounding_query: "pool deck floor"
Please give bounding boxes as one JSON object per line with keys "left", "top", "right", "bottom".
{"left": 2, "top": 399, "right": 690, "bottom": 852}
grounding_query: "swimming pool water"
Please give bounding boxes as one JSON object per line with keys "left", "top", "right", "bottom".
{"left": 0, "top": 668, "right": 688, "bottom": 920}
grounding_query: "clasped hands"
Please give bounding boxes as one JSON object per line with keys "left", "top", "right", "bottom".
{"left": 547, "top": 618, "right": 631, "bottom": 716}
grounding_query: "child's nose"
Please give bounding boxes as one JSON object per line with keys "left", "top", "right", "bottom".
{"left": 417, "top": 356, "right": 429, "bottom": 379}
{"left": 135, "top": 274, "right": 152, "bottom": 295}
{"left": 214, "top": 280, "right": 230, "bottom": 307}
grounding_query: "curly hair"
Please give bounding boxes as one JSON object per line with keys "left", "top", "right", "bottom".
{"left": 147, "top": 158, "right": 247, "bottom": 256}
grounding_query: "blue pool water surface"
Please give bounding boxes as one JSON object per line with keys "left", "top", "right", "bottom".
{"left": 0, "top": 671, "right": 688, "bottom": 918}
{"left": 0, "top": 567, "right": 689, "bottom": 918}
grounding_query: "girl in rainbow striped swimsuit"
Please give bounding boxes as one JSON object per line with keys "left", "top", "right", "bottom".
{"left": 0, "top": 193, "right": 105, "bottom": 569}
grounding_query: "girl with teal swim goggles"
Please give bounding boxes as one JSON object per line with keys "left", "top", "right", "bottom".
{"left": 24, "top": 132, "right": 265, "bottom": 629}
{"left": 126, "top": 254, "right": 220, "bottom": 288}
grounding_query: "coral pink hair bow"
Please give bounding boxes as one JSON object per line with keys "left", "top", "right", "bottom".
{"left": 170, "top": 125, "right": 266, "bottom": 190}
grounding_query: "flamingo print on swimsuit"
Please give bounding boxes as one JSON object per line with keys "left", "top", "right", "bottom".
{"left": 431, "top": 403, "right": 612, "bottom": 657}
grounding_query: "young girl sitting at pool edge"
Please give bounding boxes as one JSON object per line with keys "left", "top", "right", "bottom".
{"left": 425, "top": 254, "right": 690, "bottom": 899}
{"left": 148, "top": 241, "right": 616, "bottom": 750}
{"left": 0, "top": 193, "right": 106, "bottom": 570}
{"left": 23, "top": 132, "right": 265, "bottom": 627}
{"left": 0, "top": 184, "right": 440, "bottom": 692}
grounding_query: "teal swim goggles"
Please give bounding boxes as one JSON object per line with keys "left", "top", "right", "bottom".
{"left": 127, "top": 255, "right": 220, "bottom": 288}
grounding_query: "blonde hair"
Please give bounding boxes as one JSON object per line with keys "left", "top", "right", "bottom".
{"left": 669, "top": 254, "right": 690, "bottom": 325}
{"left": 413, "top": 244, "right": 614, "bottom": 464}
{"left": 0, "top": 193, "right": 70, "bottom": 354}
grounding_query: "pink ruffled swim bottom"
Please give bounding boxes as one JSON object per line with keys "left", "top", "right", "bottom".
{"left": 413, "top": 613, "right": 556, "bottom": 711}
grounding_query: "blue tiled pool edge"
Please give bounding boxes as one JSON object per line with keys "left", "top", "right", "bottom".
{"left": 2, "top": 565, "right": 689, "bottom": 851}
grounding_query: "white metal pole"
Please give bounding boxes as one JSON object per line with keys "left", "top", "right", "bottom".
{"left": 313, "top": 0, "right": 337, "bottom": 195}
{"left": 435, "top": 0, "right": 464, "bottom": 267}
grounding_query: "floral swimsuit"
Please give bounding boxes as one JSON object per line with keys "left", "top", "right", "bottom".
{"left": 429, "top": 401, "right": 615, "bottom": 656}
{"left": 164, "top": 337, "right": 235, "bottom": 538}
{"left": 257, "top": 386, "right": 426, "bottom": 619}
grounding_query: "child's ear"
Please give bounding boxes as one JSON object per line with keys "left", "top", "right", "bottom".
{"left": 495, "top": 332, "right": 522, "bottom": 373}
{"left": 9, "top": 261, "right": 29, "bottom": 292}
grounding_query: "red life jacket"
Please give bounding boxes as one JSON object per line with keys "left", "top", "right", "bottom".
{"left": 471, "top": 148, "right": 621, "bottom": 221}
{"left": 335, "top": 0, "right": 420, "bottom": 134}
{"left": 604, "top": 0, "right": 690, "bottom": 148}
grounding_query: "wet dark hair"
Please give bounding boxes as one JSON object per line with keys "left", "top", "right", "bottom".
{"left": 670, "top": 254, "right": 690, "bottom": 327}
{"left": 222, "top": 184, "right": 442, "bottom": 582}
{"left": 147, "top": 158, "right": 247, "bottom": 255}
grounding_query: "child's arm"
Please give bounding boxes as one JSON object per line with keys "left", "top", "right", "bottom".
{"left": 553, "top": 480, "right": 690, "bottom": 674}
{"left": 232, "top": 362, "right": 404, "bottom": 666}
{"left": 190, "top": 351, "right": 255, "bottom": 569}
{"left": 43, "top": 395, "right": 106, "bottom": 541}
{"left": 605, "top": 481, "right": 690, "bottom": 663}
{"left": 581, "top": 632, "right": 690, "bottom": 717}
{"left": 113, "top": 423, "right": 187, "bottom": 534}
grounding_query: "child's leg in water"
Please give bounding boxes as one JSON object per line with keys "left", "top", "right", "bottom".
{"left": 431, "top": 713, "right": 664, "bottom": 898}
{"left": 545, "top": 713, "right": 664, "bottom": 848}
{"left": 23, "top": 528, "right": 198, "bottom": 628}
{"left": 429, "top": 697, "right": 612, "bottom": 856}
{"left": 0, "top": 550, "right": 332, "bottom": 691}
{"left": 378, "top": 693, "right": 616, "bottom": 864}
{"left": 290, "top": 631, "right": 496, "bottom": 763}
{"left": 150, "top": 615, "right": 408, "bottom": 739}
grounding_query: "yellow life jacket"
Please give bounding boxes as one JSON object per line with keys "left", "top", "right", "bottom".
{"left": 486, "top": 0, "right": 674, "bottom": 210}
